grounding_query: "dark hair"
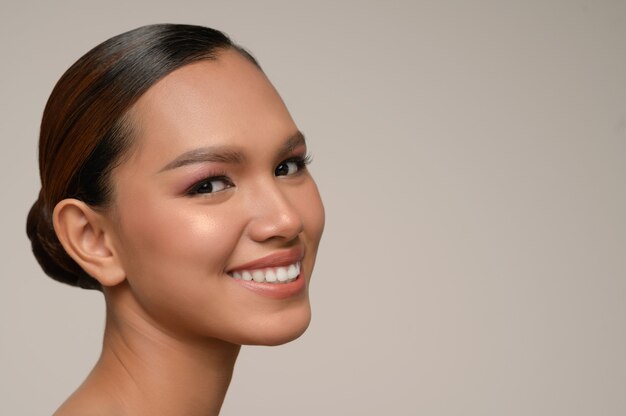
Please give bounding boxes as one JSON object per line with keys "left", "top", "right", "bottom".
{"left": 26, "top": 24, "right": 259, "bottom": 290}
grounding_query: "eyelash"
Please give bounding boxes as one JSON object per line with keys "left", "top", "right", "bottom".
{"left": 275, "top": 154, "right": 313, "bottom": 177}
{"left": 186, "top": 154, "right": 312, "bottom": 196}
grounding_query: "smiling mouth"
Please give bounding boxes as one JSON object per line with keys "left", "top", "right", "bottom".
{"left": 227, "top": 262, "right": 301, "bottom": 284}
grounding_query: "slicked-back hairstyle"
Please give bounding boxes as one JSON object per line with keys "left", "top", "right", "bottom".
{"left": 27, "top": 24, "right": 260, "bottom": 290}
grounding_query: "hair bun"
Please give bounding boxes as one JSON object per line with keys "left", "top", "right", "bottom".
{"left": 26, "top": 193, "right": 101, "bottom": 290}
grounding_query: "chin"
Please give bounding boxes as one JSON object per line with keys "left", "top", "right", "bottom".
{"left": 232, "top": 303, "right": 312, "bottom": 346}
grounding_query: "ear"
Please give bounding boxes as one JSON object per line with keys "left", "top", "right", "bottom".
{"left": 53, "top": 199, "right": 126, "bottom": 287}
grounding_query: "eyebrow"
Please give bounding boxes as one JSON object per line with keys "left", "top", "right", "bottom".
{"left": 277, "top": 130, "right": 306, "bottom": 158}
{"left": 158, "top": 131, "right": 307, "bottom": 173}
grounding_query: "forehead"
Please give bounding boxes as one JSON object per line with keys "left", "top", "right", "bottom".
{"left": 124, "top": 49, "right": 296, "bottom": 168}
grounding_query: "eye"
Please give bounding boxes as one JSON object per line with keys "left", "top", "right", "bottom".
{"left": 187, "top": 176, "right": 233, "bottom": 195}
{"left": 275, "top": 155, "right": 312, "bottom": 177}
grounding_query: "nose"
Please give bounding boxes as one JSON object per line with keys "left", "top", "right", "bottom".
{"left": 245, "top": 181, "right": 304, "bottom": 243}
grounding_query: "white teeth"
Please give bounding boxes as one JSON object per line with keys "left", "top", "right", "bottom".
{"left": 265, "top": 269, "right": 277, "bottom": 282}
{"left": 276, "top": 267, "right": 288, "bottom": 282}
{"left": 287, "top": 264, "right": 298, "bottom": 279}
{"left": 229, "top": 262, "right": 301, "bottom": 284}
{"left": 252, "top": 270, "right": 265, "bottom": 282}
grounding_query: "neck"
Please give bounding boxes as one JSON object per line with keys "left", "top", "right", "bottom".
{"left": 67, "top": 285, "right": 240, "bottom": 416}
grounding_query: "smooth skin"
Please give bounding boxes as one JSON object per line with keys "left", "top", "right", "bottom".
{"left": 52, "top": 49, "right": 325, "bottom": 416}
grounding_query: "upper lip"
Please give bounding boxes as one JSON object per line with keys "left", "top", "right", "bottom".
{"left": 227, "top": 246, "right": 304, "bottom": 273}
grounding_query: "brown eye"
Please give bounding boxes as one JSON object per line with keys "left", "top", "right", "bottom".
{"left": 275, "top": 156, "right": 310, "bottom": 177}
{"left": 188, "top": 177, "right": 233, "bottom": 195}
{"left": 275, "top": 160, "right": 299, "bottom": 176}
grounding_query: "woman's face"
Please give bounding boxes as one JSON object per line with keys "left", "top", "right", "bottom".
{"left": 105, "top": 49, "right": 324, "bottom": 345}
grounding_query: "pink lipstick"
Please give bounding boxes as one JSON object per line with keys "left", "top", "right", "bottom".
{"left": 226, "top": 247, "right": 305, "bottom": 299}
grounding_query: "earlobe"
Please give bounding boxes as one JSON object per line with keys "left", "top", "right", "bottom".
{"left": 53, "top": 199, "right": 126, "bottom": 287}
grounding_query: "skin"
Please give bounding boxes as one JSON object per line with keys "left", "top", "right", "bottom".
{"left": 52, "top": 49, "right": 325, "bottom": 416}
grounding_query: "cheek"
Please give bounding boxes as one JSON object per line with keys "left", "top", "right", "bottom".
{"left": 111, "top": 195, "right": 250, "bottom": 336}
{"left": 297, "top": 179, "right": 325, "bottom": 246}
{"left": 113, "top": 191, "right": 244, "bottom": 301}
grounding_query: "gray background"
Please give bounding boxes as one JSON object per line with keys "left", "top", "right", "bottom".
{"left": 1, "top": 1, "right": 625, "bottom": 415}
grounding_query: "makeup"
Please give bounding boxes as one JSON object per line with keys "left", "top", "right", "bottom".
{"left": 226, "top": 247, "right": 306, "bottom": 299}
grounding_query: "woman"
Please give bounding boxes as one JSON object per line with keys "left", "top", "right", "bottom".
{"left": 26, "top": 24, "right": 325, "bottom": 416}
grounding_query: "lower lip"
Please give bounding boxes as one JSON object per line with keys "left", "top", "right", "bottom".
{"left": 228, "top": 272, "right": 306, "bottom": 299}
